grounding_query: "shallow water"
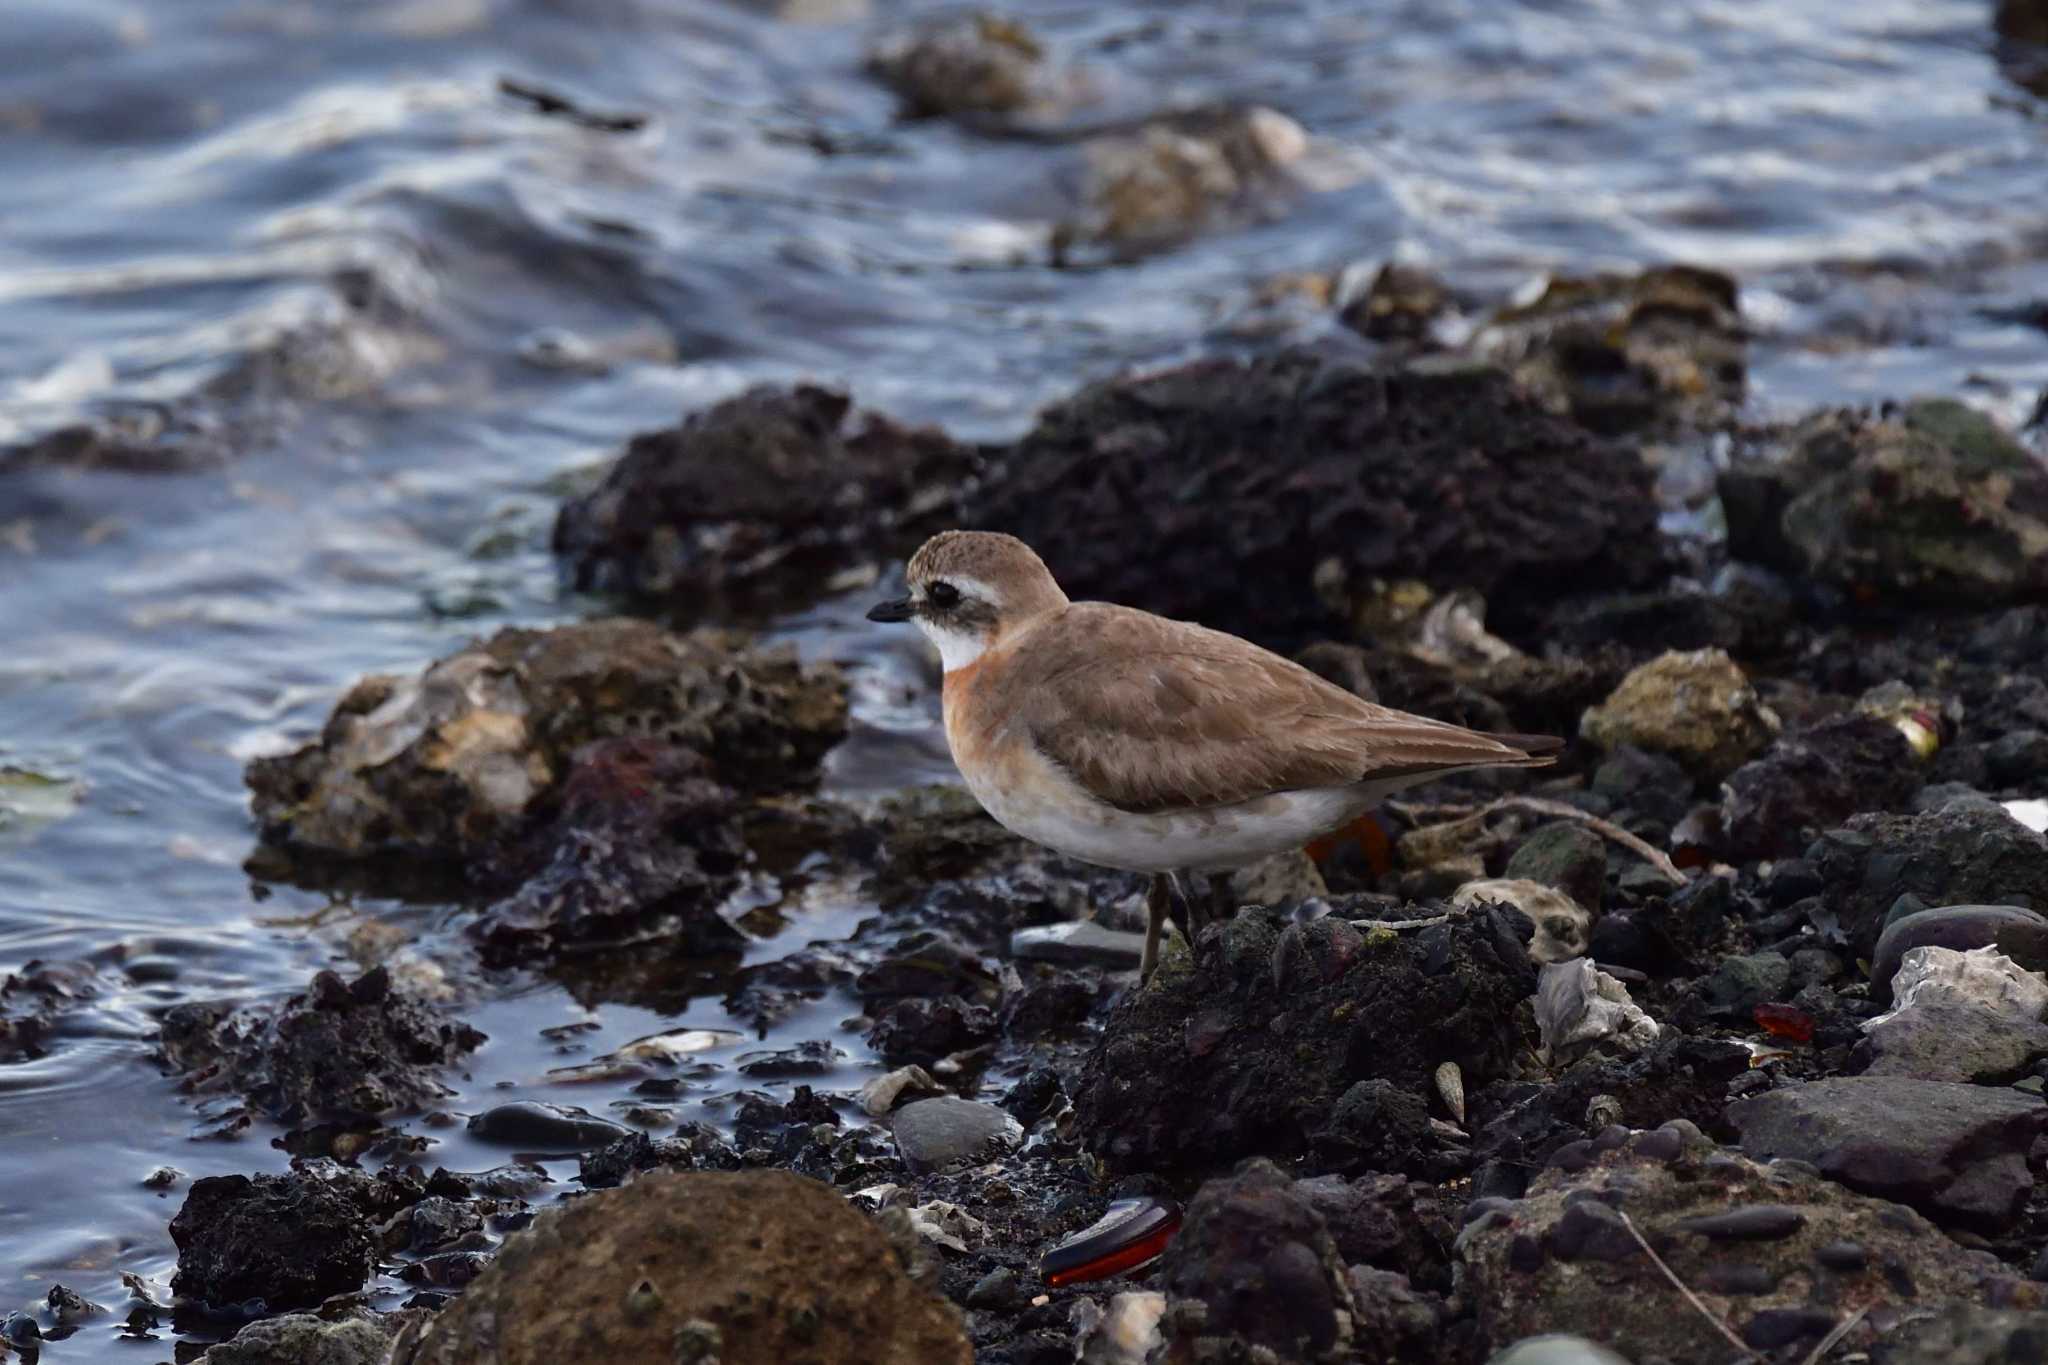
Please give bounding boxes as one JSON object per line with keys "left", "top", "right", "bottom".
{"left": 2, "top": 0, "right": 2047, "bottom": 1355}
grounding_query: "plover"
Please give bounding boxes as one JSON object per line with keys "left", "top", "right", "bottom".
{"left": 868, "top": 531, "right": 1561, "bottom": 979}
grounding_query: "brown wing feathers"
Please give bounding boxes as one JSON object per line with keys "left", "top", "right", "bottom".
{"left": 1009, "top": 604, "right": 1557, "bottom": 814}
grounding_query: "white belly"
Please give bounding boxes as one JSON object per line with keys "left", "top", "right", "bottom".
{"left": 956, "top": 741, "right": 1373, "bottom": 874}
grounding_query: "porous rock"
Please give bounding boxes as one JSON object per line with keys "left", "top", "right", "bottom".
{"left": 170, "top": 1172, "right": 381, "bottom": 1312}
{"left": 1460, "top": 1128, "right": 2033, "bottom": 1361}
{"left": 553, "top": 385, "right": 978, "bottom": 610}
{"left": 1578, "top": 648, "right": 1779, "bottom": 782}
{"left": 1074, "top": 903, "right": 1535, "bottom": 1170}
{"left": 0, "top": 959, "right": 97, "bottom": 1063}
{"left": 1720, "top": 714, "right": 1924, "bottom": 861}
{"left": 1806, "top": 802, "right": 2048, "bottom": 960}
{"left": 394, "top": 1170, "right": 971, "bottom": 1365}
{"left": 159, "top": 966, "right": 484, "bottom": 1129}
{"left": 1160, "top": 1158, "right": 1357, "bottom": 1361}
{"left": 247, "top": 619, "right": 845, "bottom": 865}
{"left": 199, "top": 1310, "right": 424, "bottom": 1365}
{"left": 964, "top": 349, "right": 1666, "bottom": 649}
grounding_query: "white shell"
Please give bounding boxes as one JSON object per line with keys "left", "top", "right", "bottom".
{"left": 1434, "top": 1060, "right": 1466, "bottom": 1125}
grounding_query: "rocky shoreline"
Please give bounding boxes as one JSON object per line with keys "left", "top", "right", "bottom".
{"left": 67, "top": 290, "right": 2042, "bottom": 1365}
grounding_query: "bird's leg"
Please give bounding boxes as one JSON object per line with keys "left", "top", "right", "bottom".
{"left": 1167, "top": 869, "right": 1195, "bottom": 939}
{"left": 1141, "top": 872, "right": 1170, "bottom": 983}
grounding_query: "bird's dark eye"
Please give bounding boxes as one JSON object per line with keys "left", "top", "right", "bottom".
{"left": 926, "top": 581, "right": 960, "bottom": 609}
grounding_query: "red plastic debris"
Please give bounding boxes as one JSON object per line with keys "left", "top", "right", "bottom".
{"left": 1753, "top": 1002, "right": 1814, "bottom": 1044}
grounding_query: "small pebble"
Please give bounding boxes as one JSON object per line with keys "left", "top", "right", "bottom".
{"left": 1676, "top": 1204, "right": 1806, "bottom": 1241}
{"left": 1817, "top": 1240, "right": 1868, "bottom": 1272}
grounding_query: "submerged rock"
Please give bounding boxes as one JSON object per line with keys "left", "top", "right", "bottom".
{"left": 1719, "top": 399, "right": 2048, "bottom": 606}
{"left": 966, "top": 350, "right": 1666, "bottom": 649}
{"left": 1460, "top": 1129, "right": 2029, "bottom": 1361}
{"left": 1725, "top": 1076, "right": 2048, "bottom": 1227}
{"left": 1472, "top": 264, "right": 1745, "bottom": 434}
{"left": 866, "top": 12, "right": 1088, "bottom": 123}
{"left": 1074, "top": 903, "right": 1535, "bottom": 1170}
{"left": 1062, "top": 106, "right": 1312, "bottom": 253}
{"left": 159, "top": 966, "right": 484, "bottom": 1130}
{"left": 246, "top": 620, "right": 845, "bottom": 868}
{"left": 0, "top": 959, "right": 97, "bottom": 1063}
{"left": 393, "top": 1170, "right": 971, "bottom": 1365}
{"left": 552, "top": 385, "right": 979, "bottom": 613}
{"left": 170, "top": 1173, "right": 382, "bottom": 1312}
{"left": 1578, "top": 648, "right": 1779, "bottom": 782}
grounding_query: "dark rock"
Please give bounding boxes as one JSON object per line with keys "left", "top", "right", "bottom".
{"left": 1700, "top": 951, "right": 1793, "bottom": 1019}
{"left": 170, "top": 1173, "right": 379, "bottom": 1312}
{"left": 1545, "top": 1201, "right": 1637, "bottom": 1263}
{"left": 1294, "top": 1173, "right": 1454, "bottom": 1291}
{"left": 159, "top": 967, "right": 484, "bottom": 1129}
{"left": 1816, "top": 1240, "right": 1867, "bottom": 1271}
{"left": 999, "top": 1067, "right": 1066, "bottom": 1127}
{"left": 1505, "top": 823, "right": 1608, "bottom": 914}
{"left": 1590, "top": 744, "right": 1694, "bottom": 831}
{"left": 1007, "top": 921, "right": 1143, "bottom": 969}
{"left": 732, "top": 1087, "right": 840, "bottom": 1156}
{"left": 1460, "top": 1129, "right": 2024, "bottom": 1360}
{"left": 247, "top": 620, "right": 846, "bottom": 867}
{"left": 737, "top": 1039, "right": 843, "bottom": 1077}
{"left": 1870, "top": 904, "right": 2048, "bottom": 1002}
{"left": 1987, "top": 730, "right": 2048, "bottom": 787}
{"left": 394, "top": 1197, "right": 484, "bottom": 1257}
{"left": 1474, "top": 264, "right": 1745, "bottom": 434}
{"left": 1160, "top": 1159, "right": 1354, "bottom": 1360}
{"left": 963, "top": 349, "right": 1667, "bottom": 649}
{"left": 1340, "top": 263, "right": 1452, "bottom": 345}
{"left": 470, "top": 738, "right": 748, "bottom": 965}
{"left": 1309, "top": 1078, "right": 1434, "bottom": 1177}
{"left": 577, "top": 1126, "right": 742, "bottom": 1189}
{"left": 1743, "top": 1307, "right": 1838, "bottom": 1350}
{"left": 1719, "top": 399, "right": 2048, "bottom": 606}
{"left": 392, "top": 1170, "right": 971, "bottom": 1365}
{"left": 1, "top": 1313, "right": 38, "bottom": 1347}
{"left": 1075, "top": 902, "right": 1535, "bottom": 1171}
{"left": 1807, "top": 802, "right": 2048, "bottom": 960}
{"left": 891, "top": 1097, "right": 1023, "bottom": 1175}
{"left": 1472, "top": 1038, "right": 1750, "bottom": 1175}
{"left": 1725, "top": 1076, "right": 2048, "bottom": 1227}
{"left": 466, "top": 1101, "right": 632, "bottom": 1151}
{"left": 0, "top": 958, "right": 98, "bottom": 1063}
{"left": 864, "top": 996, "right": 997, "bottom": 1064}
{"left": 1675, "top": 1204, "right": 1805, "bottom": 1240}
{"left": 865, "top": 12, "right": 1060, "bottom": 120}
{"left": 997, "top": 967, "right": 1102, "bottom": 1043}
{"left": 855, "top": 932, "right": 1000, "bottom": 1005}
{"left": 965, "top": 1267, "right": 1028, "bottom": 1311}
{"left": 1720, "top": 715, "right": 1923, "bottom": 861}
{"left": 1343, "top": 1267, "right": 1444, "bottom": 1363}
{"left": 554, "top": 385, "right": 979, "bottom": 613}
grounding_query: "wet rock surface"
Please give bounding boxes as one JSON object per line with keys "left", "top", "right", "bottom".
{"left": 246, "top": 619, "right": 846, "bottom": 870}
{"left": 160, "top": 967, "right": 484, "bottom": 1134}
{"left": 170, "top": 1172, "right": 383, "bottom": 1312}
{"left": 1460, "top": 1126, "right": 2034, "bottom": 1362}
{"left": 393, "top": 1170, "right": 971, "bottom": 1365}
{"left": 552, "top": 385, "right": 981, "bottom": 613}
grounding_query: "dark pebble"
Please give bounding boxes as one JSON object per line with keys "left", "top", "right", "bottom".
{"left": 1, "top": 1314, "right": 39, "bottom": 1346}
{"left": 1698, "top": 1263, "right": 1778, "bottom": 1295}
{"left": 466, "top": 1101, "right": 632, "bottom": 1150}
{"left": 1464, "top": 1196, "right": 1516, "bottom": 1225}
{"left": 1508, "top": 1233, "right": 1545, "bottom": 1273}
{"left": 1592, "top": 1124, "right": 1631, "bottom": 1152}
{"left": 1743, "top": 1308, "right": 1837, "bottom": 1349}
{"left": 1546, "top": 1201, "right": 1637, "bottom": 1263}
{"left": 1549, "top": 1140, "right": 1595, "bottom": 1174}
{"left": 966, "top": 1267, "right": 1027, "bottom": 1310}
{"left": 1629, "top": 1127, "right": 1684, "bottom": 1163}
{"left": 1676, "top": 1204, "right": 1806, "bottom": 1241}
{"left": 1816, "top": 1240, "right": 1867, "bottom": 1272}
{"left": 2032, "top": 1244, "right": 2048, "bottom": 1283}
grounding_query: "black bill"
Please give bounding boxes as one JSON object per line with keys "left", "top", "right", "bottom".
{"left": 865, "top": 597, "right": 914, "bottom": 623}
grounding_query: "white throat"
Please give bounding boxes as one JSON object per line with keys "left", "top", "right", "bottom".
{"left": 917, "top": 618, "right": 989, "bottom": 673}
